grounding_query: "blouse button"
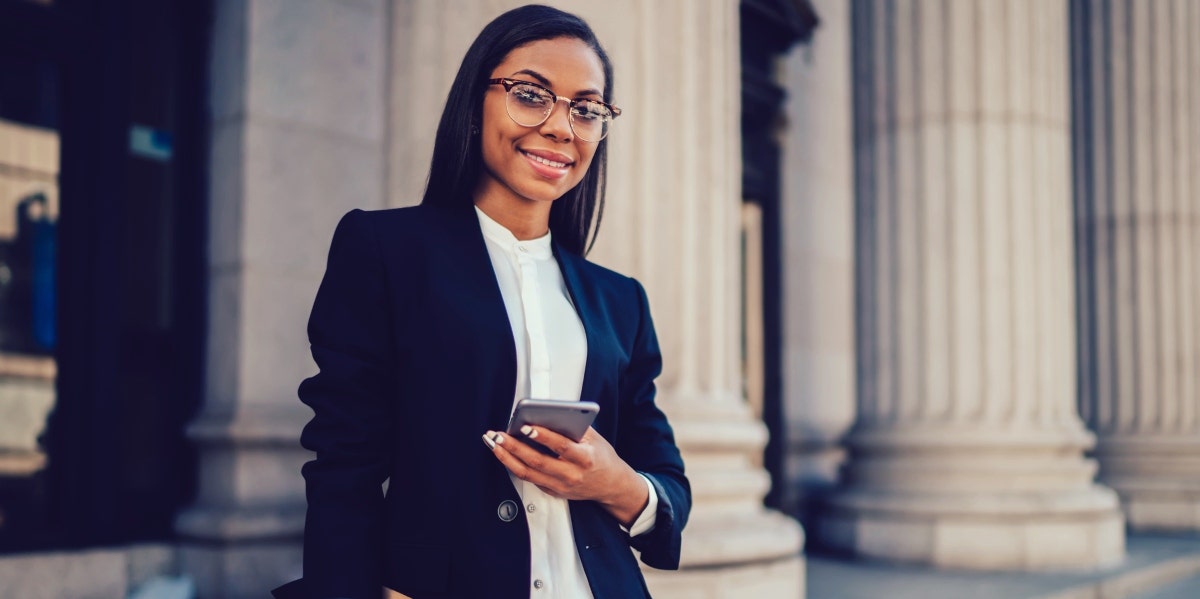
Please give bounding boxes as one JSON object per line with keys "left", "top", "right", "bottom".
{"left": 527, "top": 503, "right": 536, "bottom": 513}
{"left": 533, "top": 579, "right": 544, "bottom": 589}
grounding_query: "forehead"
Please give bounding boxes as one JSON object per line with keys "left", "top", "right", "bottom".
{"left": 492, "top": 37, "right": 606, "bottom": 94}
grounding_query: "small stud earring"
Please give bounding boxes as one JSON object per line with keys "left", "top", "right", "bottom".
{"left": 470, "top": 124, "right": 480, "bottom": 136}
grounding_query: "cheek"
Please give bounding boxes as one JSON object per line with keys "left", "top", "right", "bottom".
{"left": 481, "top": 130, "right": 512, "bottom": 170}
{"left": 574, "top": 148, "right": 599, "bottom": 179}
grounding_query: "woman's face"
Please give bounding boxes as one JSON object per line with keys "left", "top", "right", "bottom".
{"left": 476, "top": 37, "right": 607, "bottom": 208}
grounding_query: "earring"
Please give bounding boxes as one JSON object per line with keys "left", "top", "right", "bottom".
{"left": 470, "top": 124, "right": 480, "bottom": 136}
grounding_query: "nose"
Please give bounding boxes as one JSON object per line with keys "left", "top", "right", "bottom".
{"left": 538, "top": 97, "right": 575, "bottom": 142}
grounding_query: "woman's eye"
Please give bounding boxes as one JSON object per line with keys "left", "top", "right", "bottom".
{"left": 513, "top": 87, "right": 550, "bottom": 106}
{"left": 572, "top": 102, "right": 609, "bottom": 121}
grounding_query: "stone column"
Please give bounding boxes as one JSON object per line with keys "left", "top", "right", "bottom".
{"left": 821, "top": 0, "right": 1124, "bottom": 569}
{"left": 177, "top": 1, "right": 388, "bottom": 596}
{"left": 777, "top": 0, "right": 857, "bottom": 525}
{"left": 1072, "top": 0, "right": 1200, "bottom": 532}
{"left": 588, "top": 2, "right": 807, "bottom": 596}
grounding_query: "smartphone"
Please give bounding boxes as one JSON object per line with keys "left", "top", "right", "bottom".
{"left": 506, "top": 399, "right": 600, "bottom": 446}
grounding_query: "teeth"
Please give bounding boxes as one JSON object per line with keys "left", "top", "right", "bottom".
{"left": 524, "top": 151, "right": 567, "bottom": 168}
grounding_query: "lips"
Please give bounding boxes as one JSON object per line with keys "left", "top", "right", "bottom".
{"left": 523, "top": 151, "right": 569, "bottom": 168}
{"left": 519, "top": 148, "right": 574, "bottom": 179}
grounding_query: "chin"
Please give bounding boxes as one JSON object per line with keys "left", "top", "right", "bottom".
{"left": 515, "top": 181, "right": 574, "bottom": 204}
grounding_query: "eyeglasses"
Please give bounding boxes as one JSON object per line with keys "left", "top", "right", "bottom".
{"left": 487, "top": 78, "right": 621, "bottom": 142}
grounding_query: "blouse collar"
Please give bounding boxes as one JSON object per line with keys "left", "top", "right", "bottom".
{"left": 474, "top": 205, "right": 553, "bottom": 259}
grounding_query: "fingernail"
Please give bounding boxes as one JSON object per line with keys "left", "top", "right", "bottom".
{"left": 520, "top": 425, "right": 538, "bottom": 439}
{"left": 492, "top": 433, "right": 505, "bottom": 444}
{"left": 481, "top": 433, "right": 496, "bottom": 450}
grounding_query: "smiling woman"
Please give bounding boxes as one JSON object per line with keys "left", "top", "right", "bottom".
{"left": 474, "top": 37, "right": 607, "bottom": 228}
{"left": 272, "top": 5, "right": 690, "bottom": 599}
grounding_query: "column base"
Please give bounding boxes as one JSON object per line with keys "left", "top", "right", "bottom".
{"left": 655, "top": 397, "right": 807, "bottom": 595}
{"left": 179, "top": 540, "right": 301, "bottom": 599}
{"left": 821, "top": 425, "right": 1127, "bottom": 570}
{"left": 1097, "top": 436, "right": 1200, "bottom": 532}
{"left": 780, "top": 438, "right": 846, "bottom": 527}
{"left": 1120, "top": 493, "right": 1200, "bottom": 531}
{"left": 821, "top": 488, "right": 1125, "bottom": 570}
{"left": 643, "top": 554, "right": 804, "bottom": 599}
{"left": 176, "top": 406, "right": 310, "bottom": 596}
{"left": 176, "top": 504, "right": 306, "bottom": 541}
{"left": 177, "top": 405, "right": 310, "bottom": 540}
{"left": 680, "top": 509, "right": 805, "bottom": 567}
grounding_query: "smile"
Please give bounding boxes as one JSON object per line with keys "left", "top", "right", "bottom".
{"left": 521, "top": 150, "right": 571, "bottom": 168}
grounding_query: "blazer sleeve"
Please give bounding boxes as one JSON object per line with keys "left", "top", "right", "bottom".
{"left": 291, "top": 209, "right": 396, "bottom": 599}
{"left": 616, "top": 279, "right": 691, "bottom": 570}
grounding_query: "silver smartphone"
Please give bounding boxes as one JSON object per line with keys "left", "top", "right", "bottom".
{"left": 506, "top": 399, "right": 600, "bottom": 444}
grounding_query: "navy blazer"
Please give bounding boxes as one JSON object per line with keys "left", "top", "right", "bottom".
{"left": 273, "top": 203, "right": 690, "bottom": 599}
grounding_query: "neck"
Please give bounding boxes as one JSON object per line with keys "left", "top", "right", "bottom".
{"left": 473, "top": 195, "right": 552, "bottom": 241}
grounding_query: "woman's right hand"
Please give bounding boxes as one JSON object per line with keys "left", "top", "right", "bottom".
{"left": 483, "top": 426, "right": 650, "bottom": 527}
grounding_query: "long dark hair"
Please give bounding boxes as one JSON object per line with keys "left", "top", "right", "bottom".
{"left": 419, "top": 4, "right": 614, "bottom": 255}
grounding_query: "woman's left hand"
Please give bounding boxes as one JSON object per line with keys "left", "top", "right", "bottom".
{"left": 484, "top": 426, "right": 649, "bottom": 527}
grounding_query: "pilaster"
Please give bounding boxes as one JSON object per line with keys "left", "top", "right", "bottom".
{"left": 179, "top": 0, "right": 388, "bottom": 596}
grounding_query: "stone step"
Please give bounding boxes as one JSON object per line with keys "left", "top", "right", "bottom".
{"left": 806, "top": 534, "right": 1200, "bottom": 599}
{"left": 1129, "top": 573, "right": 1200, "bottom": 599}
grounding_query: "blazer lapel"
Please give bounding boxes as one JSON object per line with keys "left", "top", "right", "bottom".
{"left": 553, "top": 245, "right": 604, "bottom": 421}
{"left": 432, "top": 202, "right": 518, "bottom": 432}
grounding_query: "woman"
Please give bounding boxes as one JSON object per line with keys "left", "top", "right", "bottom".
{"left": 273, "top": 5, "right": 689, "bottom": 598}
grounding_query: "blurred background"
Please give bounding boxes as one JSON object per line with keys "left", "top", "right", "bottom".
{"left": 0, "top": 0, "right": 1197, "bottom": 597}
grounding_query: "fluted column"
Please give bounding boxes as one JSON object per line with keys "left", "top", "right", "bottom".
{"left": 1073, "top": 0, "right": 1200, "bottom": 532}
{"left": 822, "top": 0, "right": 1124, "bottom": 569}
{"left": 586, "top": 1, "right": 807, "bottom": 595}
{"left": 604, "top": 0, "right": 807, "bottom": 594}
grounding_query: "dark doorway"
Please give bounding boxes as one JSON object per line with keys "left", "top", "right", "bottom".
{"left": 0, "top": 0, "right": 209, "bottom": 551}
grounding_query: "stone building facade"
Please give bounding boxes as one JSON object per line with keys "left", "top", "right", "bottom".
{"left": 0, "top": 0, "right": 1197, "bottom": 597}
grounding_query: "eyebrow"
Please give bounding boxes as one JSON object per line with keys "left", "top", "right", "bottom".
{"left": 509, "top": 69, "right": 603, "bottom": 98}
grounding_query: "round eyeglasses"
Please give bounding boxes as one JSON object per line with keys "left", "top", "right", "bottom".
{"left": 487, "top": 78, "right": 621, "bottom": 143}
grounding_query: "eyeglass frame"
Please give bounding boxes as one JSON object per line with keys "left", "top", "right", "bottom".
{"left": 485, "top": 77, "right": 622, "bottom": 141}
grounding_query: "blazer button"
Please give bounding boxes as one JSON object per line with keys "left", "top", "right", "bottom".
{"left": 497, "top": 500, "right": 519, "bottom": 522}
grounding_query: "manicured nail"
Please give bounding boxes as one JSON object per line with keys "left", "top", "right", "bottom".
{"left": 492, "top": 433, "right": 505, "bottom": 444}
{"left": 481, "top": 433, "right": 496, "bottom": 450}
{"left": 521, "top": 425, "right": 539, "bottom": 439}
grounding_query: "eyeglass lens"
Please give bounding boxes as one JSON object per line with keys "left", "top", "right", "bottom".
{"left": 505, "top": 83, "right": 611, "bottom": 142}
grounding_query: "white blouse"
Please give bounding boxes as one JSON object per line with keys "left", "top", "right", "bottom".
{"left": 475, "top": 206, "right": 657, "bottom": 598}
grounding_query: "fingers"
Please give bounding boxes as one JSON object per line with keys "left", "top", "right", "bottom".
{"left": 535, "top": 484, "right": 564, "bottom": 498}
{"left": 520, "top": 426, "right": 600, "bottom": 469}
{"left": 484, "top": 431, "right": 573, "bottom": 486}
{"left": 518, "top": 425, "right": 573, "bottom": 457}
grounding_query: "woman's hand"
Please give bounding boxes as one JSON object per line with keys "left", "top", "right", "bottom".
{"left": 483, "top": 426, "right": 650, "bottom": 527}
